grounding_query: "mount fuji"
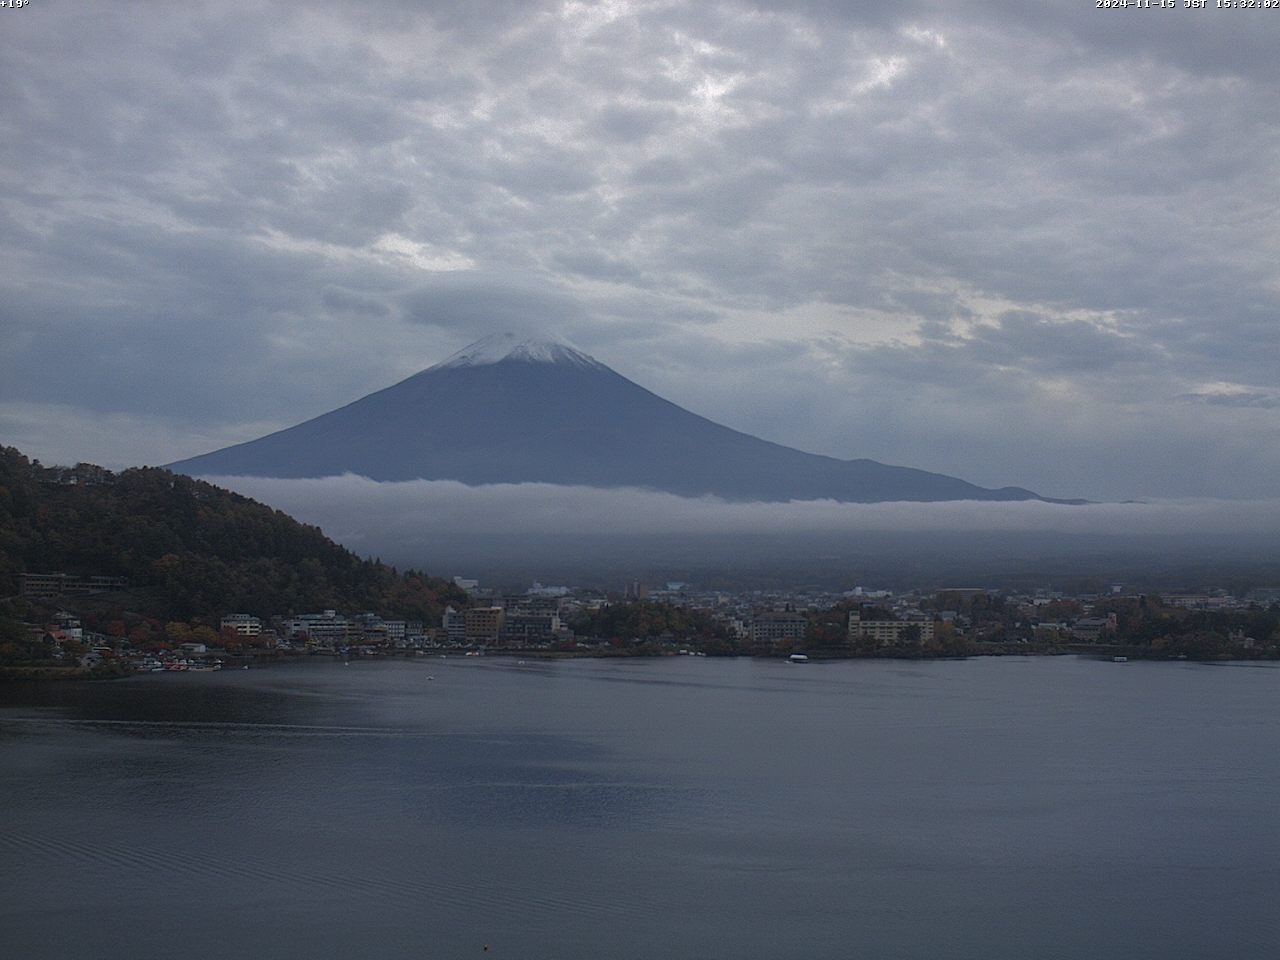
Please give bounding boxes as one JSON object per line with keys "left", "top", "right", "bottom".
{"left": 168, "top": 332, "right": 1068, "bottom": 503}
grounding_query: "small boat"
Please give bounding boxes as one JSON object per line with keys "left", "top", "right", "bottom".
{"left": 1113, "top": 656, "right": 1128, "bottom": 663}
{"left": 788, "top": 653, "right": 809, "bottom": 663}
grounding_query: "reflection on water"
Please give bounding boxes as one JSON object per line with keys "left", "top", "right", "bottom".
{"left": 2, "top": 656, "right": 1278, "bottom": 959}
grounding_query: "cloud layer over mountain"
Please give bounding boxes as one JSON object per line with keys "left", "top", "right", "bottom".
{"left": 3, "top": 2, "right": 1279, "bottom": 500}
{"left": 206, "top": 473, "right": 1280, "bottom": 581}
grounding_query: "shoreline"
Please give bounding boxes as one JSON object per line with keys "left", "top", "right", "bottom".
{"left": 5, "top": 642, "right": 1272, "bottom": 681}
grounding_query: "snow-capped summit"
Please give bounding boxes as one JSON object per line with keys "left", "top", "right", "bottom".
{"left": 435, "top": 332, "right": 601, "bottom": 370}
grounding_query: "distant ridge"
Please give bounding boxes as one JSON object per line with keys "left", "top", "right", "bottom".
{"left": 169, "top": 333, "right": 1079, "bottom": 504}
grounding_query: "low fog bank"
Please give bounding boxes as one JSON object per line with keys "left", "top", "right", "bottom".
{"left": 203, "top": 474, "right": 1280, "bottom": 590}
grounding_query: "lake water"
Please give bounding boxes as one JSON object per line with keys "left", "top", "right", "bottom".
{"left": 2, "top": 656, "right": 1277, "bottom": 959}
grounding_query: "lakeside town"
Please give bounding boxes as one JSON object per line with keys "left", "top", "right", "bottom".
{"left": 5, "top": 448, "right": 1278, "bottom": 679}
{"left": 9, "top": 571, "right": 1279, "bottom": 678}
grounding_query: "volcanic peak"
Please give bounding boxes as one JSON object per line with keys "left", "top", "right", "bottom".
{"left": 166, "top": 329, "right": 1070, "bottom": 503}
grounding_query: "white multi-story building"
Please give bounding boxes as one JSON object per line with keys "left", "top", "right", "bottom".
{"left": 442, "top": 606, "right": 466, "bottom": 643}
{"left": 282, "top": 610, "right": 350, "bottom": 646}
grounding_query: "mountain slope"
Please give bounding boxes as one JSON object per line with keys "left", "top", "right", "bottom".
{"left": 0, "top": 446, "right": 466, "bottom": 622}
{"left": 169, "top": 333, "right": 1067, "bottom": 503}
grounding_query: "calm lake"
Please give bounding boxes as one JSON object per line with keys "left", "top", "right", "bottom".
{"left": 2, "top": 655, "right": 1277, "bottom": 959}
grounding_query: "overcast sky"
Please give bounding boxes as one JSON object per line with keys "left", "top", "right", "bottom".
{"left": 3, "top": 1, "right": 1279, "bottom": 502}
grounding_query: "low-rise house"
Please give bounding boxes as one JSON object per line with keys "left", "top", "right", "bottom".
{"left": 1070, "top": 614, "right": 1116, "bottom": 641}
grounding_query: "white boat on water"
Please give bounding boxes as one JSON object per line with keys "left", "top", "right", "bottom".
{"left": 788, "top": 653, "right": 809, "bottom": 663}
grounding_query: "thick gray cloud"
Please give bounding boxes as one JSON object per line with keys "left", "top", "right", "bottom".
{"left": 2, "top": 0, "right": 1278, "bottom": 500}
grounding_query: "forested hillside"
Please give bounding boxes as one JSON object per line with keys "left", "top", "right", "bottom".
{"left": 0, "top": 446, "right": 465, "bottom": 622}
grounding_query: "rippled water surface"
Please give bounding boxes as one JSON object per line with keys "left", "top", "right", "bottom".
{"left": 2, "top": 656, "right": 1277, "bottom": 959}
